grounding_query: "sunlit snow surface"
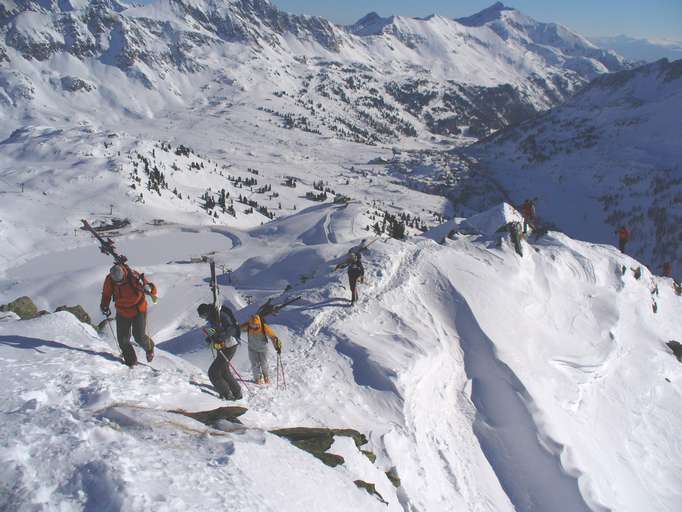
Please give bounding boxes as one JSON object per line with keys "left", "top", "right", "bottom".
{"left": 1, "top": 203, "right": 681, "bottom": 511}
{"left": 0, "top": 2, "right": 680, "bottom": 510}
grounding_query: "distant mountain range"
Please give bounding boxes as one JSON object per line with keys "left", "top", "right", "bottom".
{"left": 0, "top": 0, "right": 627, "bottom": 143}
{"left": 590, "top": 35, "right": 682, "bottom": 63}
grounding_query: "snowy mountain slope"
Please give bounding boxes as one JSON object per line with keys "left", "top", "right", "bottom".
{"left": 0, "top": 121, "right": 451, "bottom": 269}
{"left": 2, "top": 202, "right": 681, "bottom": 510}
{"left": 462, "top": 58, "right": 682, "bottom": 277}
{"left": 0, "top": 312, "right": 393, "bottom": 511}
{"left": 590, "top": 35, "right": 682, "bottom": 63}
{"left": 0, "top": 1, "right": 628, "bottom": 145}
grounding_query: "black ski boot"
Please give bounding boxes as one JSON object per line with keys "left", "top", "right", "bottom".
{"left": 121, "top": 344, "right": 138, "bottom": 367}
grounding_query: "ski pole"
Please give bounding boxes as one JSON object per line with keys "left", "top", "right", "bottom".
{"left": 105, "top": 314, "right": 122, "bottom": 358}
{"left": 219, "top": 350, "right": 252, "bottom": 394}
{"left": 277, "top": 353, "right": 287, "bottom": 390}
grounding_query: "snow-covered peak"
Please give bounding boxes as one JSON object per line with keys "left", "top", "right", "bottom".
{"left": 455, "top": 1, "right": 626, "bottom": 72}
{"left": 455, "top": 1, "right": 514, "bottom": 27}
{"left": 347, "top": 12, "right": 394, "bottom": 36}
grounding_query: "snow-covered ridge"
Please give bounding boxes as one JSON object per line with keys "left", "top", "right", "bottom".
{"left": 0, "top": 0, "right": 629, "bottom": 145}
{"left": 1, "top": 202, "right": 681, "bottom": 510}
{"left": 465, "top": 57, "right": 682, "bottom": 277}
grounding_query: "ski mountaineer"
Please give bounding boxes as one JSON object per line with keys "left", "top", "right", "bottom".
{"left": 100, "top": 264, "right": 157, "bottom": 367}
{"left": 335, "top": 252, "right": 365, "bottom": 305}
{"left": 616, "top": 226, "right": 630, "bottom": 253}
{"left": 497, "top": 221, "right": 524, "bottom": 257}
{"left": 239, "top": 314, "right": 282, "bottom": 384}
{"left": 197, "top": 303, "right": 242, "bottom": 400}
{"left": 520, "top": 198, "right": 537, "bottom": 234}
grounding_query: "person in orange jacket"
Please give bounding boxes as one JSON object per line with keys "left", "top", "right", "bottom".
{"left": 616, "top": 226, "right": 630, "bottom": 253}
{"left": 101, "top": 264, "right": 157, "bottom": 367}
{"left": 239, "top": 314, "right": 281, "bottom": 384}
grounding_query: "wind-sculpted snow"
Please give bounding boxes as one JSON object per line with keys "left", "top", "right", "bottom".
{"left": 1, "top": 202, "right": 681, "bottom": 510}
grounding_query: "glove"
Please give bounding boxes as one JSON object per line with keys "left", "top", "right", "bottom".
{"left": 273, "top": 337, "right": 282, "bottom": 354}
{"left": 101, "top": 305, "right": 111, "bottom": 316}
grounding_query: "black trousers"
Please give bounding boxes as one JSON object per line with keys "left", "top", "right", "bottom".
{"left": 349, "top": 274, "right": 361, "bottom": 303}
{"left": 116, "top": 312, "right": 154, "bottom": 365}
{"left": 208, "top": 346, "right": 242, "bottom": 400}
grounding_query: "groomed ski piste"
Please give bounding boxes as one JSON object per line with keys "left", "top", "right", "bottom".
{"left": 1, "top": 201, "right": 681, "bottom": 511}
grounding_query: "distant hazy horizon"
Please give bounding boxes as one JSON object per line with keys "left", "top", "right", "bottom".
{"left": 271, "top": 0, "right": 682, "bottom": 41}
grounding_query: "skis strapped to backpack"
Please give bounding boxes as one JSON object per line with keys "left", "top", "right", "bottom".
{"left": 81, "top": 219, "right": 156, "bottom": 301}
{"left": 257, "top": 296, "right": 302, "bottom": 320}
{"left": 208, "top": 259, "right": 225, "bottom": 334}
{"left": 81, "top": 219, "right": 127, "bottom": 265}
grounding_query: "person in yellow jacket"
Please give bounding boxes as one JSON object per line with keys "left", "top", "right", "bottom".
{"left": 239, "top": 314, "right": 281, "bottom": 384}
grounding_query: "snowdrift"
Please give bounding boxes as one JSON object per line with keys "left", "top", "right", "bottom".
{"left": 1, "top": 203, "right": 681, "bottom": 511}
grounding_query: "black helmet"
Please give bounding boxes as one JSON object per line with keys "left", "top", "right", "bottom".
{"left": 197, "top": 303, "right": 211, "bottom": 318}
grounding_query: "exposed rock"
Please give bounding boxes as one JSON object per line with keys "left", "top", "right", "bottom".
{"left": 0, "top": 296, "right": 39, "bottom": 319}
{"left": 172, "top": 406, "right": 248, "bottom": 425}
{"left": 60, "top": 76, "right": 95, "bottom": 92}
{"left": 385, "top": 467, "right": 401, "bottom": 488}
{"left": 55, "top": 305, "right": 92, "bottom": 325}
{"left": 354, "top": 480, "right": 388, "bottom": 505}
{"left": 361, "top": 449, "right": 376, "bottom": 463}
{"left": 270, "top": 427, "right": 367, "bottom": 467}
{"left": 667, "top": 341, "right": 682, "bottom": 362}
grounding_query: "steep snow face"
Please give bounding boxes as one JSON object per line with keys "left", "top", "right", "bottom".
{"left": 456, "top": 2, "right": 625, "bottom": 77}
{"left": 1, "top": 203, "right": 680, "bottom": 510}
{"left": 0, "top": 0, "right": 629, "bottom": 145}
{"left": 465, "top": 58, "right": 682, "bottom": 278}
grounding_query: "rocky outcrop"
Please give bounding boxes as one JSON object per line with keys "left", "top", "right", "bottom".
{"left": 0, "top": 296, "right": 40, "bottom": 319}
{"left": 55, "top": 305, "right": 92, "bottom": 325}
{"left": 270, "top": 427, "right": 368, "bottom": 467}
{"left": 60, "top": 76, "right": 95, "bottom": 92}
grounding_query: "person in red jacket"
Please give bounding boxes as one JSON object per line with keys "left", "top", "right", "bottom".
{"left": 101, "top": 264, "right": 157, "bottom": 366}
{"left": 616, "top": 226, "right": 630, "bottom": 253}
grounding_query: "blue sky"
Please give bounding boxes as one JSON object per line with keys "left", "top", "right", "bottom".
{"left": 271, "top": 0, "right": 682, "bottom": 40}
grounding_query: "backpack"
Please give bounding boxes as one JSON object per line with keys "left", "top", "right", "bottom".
{"left": 220, "top": 305, "right": 241, "bottom": 340}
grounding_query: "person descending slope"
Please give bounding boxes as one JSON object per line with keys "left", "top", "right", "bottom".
{"left": 616, "top": 226, "right": 630, "bottom": 253}
{"left": 240, "top": 314, "right": 281, "bottom": 385}
{"left": 100, "top": 264, "right": 157, "bottom": 367}
{"left": 520, "top": 198, "right": 537, "bottom": 234}
{"left": 198, "top": 303, "right": 242, "bottom": 400}
{"left": 335, "top": 252, "right": 365, "bottom": 305}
